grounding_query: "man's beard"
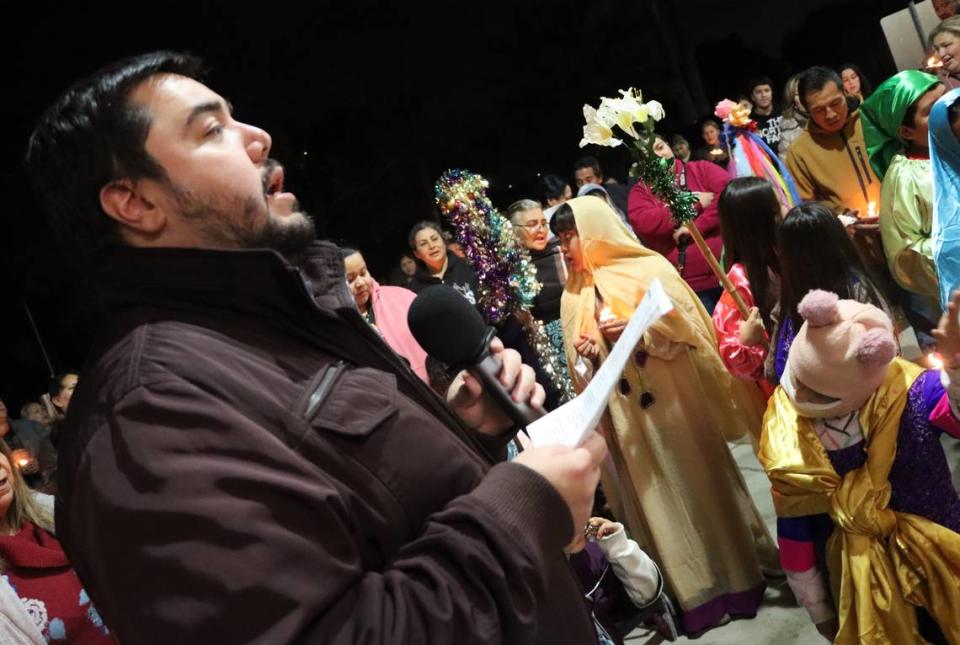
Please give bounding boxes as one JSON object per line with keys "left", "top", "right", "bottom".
{"left": 171, "top": 184, "right": 317, "bottom": 257}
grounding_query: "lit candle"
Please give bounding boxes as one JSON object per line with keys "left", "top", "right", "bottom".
{"left": 11, "top": 449, "right": 31, "bottom": 470}
{"left": 598, "top": 306, "right": 616, "bottom": 324}
{"left": 927, "top": 55, "right": 943, "bottom": 69}
{"left": 928, "top": 353, "right": 944, "bottom": 371}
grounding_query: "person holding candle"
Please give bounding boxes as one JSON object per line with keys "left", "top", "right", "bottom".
{"left": 692, "top": 118, "right": 730, "bottom": 168}
{"left": 0, "top": 440, "right": 111, "bottom": 643}
{"left": 786, "top": 67, "right": 881, "bottom": 218}
{"left": 553, "top": 195, "right": 776, "bottom": 635}
{"left": 861, "top": 71, "right": 946, "bottom": 328}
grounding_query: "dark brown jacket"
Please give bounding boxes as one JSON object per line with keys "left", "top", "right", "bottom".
{"left": 56, "top": 243, "right": 594, "bottom": 645}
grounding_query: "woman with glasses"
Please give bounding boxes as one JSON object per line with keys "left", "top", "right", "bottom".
{"left": 507, "top": 199, "right": 571, "bottom": 410}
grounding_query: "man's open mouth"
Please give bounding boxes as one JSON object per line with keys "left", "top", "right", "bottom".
{"left": 264, "top": 164, "right": 285, "bottom": 197}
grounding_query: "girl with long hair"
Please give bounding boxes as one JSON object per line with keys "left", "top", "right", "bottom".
{"left": 765, "top": 202, "right": 890, "bottom": 384}
{"left": 712, "top": 178, "right": 782, "bottom": 392}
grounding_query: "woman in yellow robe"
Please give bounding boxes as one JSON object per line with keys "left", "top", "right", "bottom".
{"left": 553, "top": 196, "right": 775, "bottom": 634}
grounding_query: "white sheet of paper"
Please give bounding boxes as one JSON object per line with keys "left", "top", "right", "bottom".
{"left": 527, "top": 279, "right": 674, "bottom": 447}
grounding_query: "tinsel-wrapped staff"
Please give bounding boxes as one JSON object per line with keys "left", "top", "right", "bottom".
{"left": 435, "top": 169, "right": 574, "bottom": 402}
{"left": 579, "top": 88, "right": 750, "bottom": 318}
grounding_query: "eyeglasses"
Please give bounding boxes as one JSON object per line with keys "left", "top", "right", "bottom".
{"left": 519, "top": 220, "right": 549, "bottom": 231}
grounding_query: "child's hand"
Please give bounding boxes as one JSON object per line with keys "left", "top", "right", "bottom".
{"left": 575, "top": 334, "right": 600, "bottom": 361}
{"left": 738, "top": 307, "right": 766, "bottom": 347}
{"left": 598, "top": 318, "right": 627, "bottom": 343}
{"left": 933, "top": 290, "right": 960, "bottom": 368}
{"left": 587, "top": 517, "right": 623, "bottom": 540}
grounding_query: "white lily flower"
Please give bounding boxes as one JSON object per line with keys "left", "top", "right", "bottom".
{"left": 610, "top": 94, "right": 646, "bottom": 126}
{"left": 601, "top": 97, "right": 640, "bottom": 138}
{"left": 580, "top": 104, "right": 622, "bottom": 148}
{"left": 596, "top": 97, "right": 620, "bottom": 127}
{"left": 645, "top": 100, "right": 665, "bottom": 122}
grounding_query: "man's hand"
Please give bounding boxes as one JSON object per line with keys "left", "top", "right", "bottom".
{"left": 738, "top": 307, "right": 766, "bottom": 346}
{"left": 598, "top": 318, "right": 627, "bottom": 344}
{"left": 672, "top": 225, "right": 691, "bottom": 247}
{"left": 514, "top": 432, "right": 607, "bottom": 543}
{"left": 446, "top": 337, "right": 545, "bottom": 436}
{"left": 934, "top": 290, "right": 960, "bottom": 368}
{"left": 693, "top": 191, "right": 714, "bottom": 209}
{"left": 575, "top": 334, "right": 600, "bottom": 361}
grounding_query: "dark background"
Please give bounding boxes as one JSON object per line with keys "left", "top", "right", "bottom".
{"left": 0, "top": 0, "right": 918, "bottom": 409}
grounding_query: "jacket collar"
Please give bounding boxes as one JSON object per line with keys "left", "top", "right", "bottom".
{"left": 95, "top": 242, "right": 354, "bottom": 320}
{"left": 92, "top": 242, "right": 495, "bottom": 465}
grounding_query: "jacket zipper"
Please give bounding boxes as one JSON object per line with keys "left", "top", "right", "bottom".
{"left": 839, "top": 129, "right": 869, "bottom": 203}
{"left": 290, "top": 270, "right": 493, "bottom": 467}
{"left": 305, "top": 360, "right": 347, "bottom": 420}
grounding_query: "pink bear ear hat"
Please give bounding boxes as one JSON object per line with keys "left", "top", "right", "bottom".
{"left": 786, "top": 290, "right": 898, "bottom": 417}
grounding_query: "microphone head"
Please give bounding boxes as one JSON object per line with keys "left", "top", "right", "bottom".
{"left": 408, "top": 285, "right": 491, "bottom": 367}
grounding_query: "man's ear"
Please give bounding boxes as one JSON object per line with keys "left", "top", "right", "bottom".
{"left": 99, "top": 179, "right": 166, "bottom": 235}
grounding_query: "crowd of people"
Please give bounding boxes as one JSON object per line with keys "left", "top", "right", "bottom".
{"left": 316, "top": 19, "right": 960, "bottom": 643}
{"left": 3, "top": 12, "right": 960, "bottom": 645}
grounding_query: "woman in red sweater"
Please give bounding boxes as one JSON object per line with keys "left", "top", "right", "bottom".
{"left": 627, "top": 134, "right": 732, "bottom": 314}
{"left": 0, "top": 439, "right": 111, "bottom": 643}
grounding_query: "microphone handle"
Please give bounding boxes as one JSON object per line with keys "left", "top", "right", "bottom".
{"left": 469, "top": 353, "right": 546, "bottom": 428}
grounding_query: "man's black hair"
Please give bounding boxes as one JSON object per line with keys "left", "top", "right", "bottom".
{"left": 26, "top": 51, "right": 204, "bottom": 261}
{"left": 535, "top": 174, "right": 569, "bottom": 204}
{"left": 747, "top": 76, "right": 774, "bottom": 95}
{"left": 573, "top": 155, "right": 603, "bottom": 179}
{"left": 549, "top": 202, "right": 577, "bottom": 237}
{"left": 796, "top": 66, "right": 843, "bottom": 111}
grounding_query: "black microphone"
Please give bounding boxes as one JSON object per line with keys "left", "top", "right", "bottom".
{"left": 408, "top": 285, "right": 545, "bottom": 428}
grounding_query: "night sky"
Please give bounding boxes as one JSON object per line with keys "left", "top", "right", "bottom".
{"left": 0, "top": 0, "right": 915, "bottom": 408}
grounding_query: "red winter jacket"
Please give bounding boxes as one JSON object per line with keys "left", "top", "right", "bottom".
{"left": 627, "top": 159, "right": 731, "bottom": 292}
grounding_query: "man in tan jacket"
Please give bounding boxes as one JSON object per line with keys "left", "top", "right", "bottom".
{"left": 786, "top": 66, "right": 881, "bottom": 216}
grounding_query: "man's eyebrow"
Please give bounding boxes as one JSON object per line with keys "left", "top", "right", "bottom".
{"left": 185, "top": 99, "right": 234, "bottom": 128}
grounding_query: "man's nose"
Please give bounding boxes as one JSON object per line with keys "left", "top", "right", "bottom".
{"left": 242, "top": 123, "right": 273, "bottom": 163}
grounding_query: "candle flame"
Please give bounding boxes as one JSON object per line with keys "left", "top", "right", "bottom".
{"left": 598, "top": 306, "right": 616, "bottom": 324}
{"left": 927, "top": 55, "right": 943, "bottom": 68}
{"left": 866, "top": 201, "right": 876, "bottom": 218}
{"left": 10, "top": 450, "right": 30, "bottom": 469}
{"left": 928, "top": 353, "right": 944, "bottom": 371}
